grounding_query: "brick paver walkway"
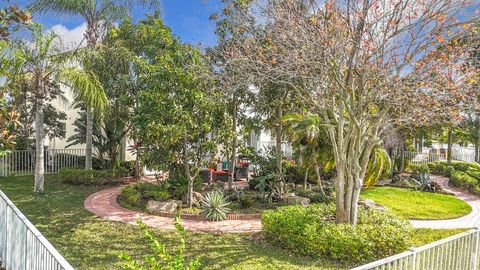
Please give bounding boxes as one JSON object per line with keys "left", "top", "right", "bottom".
{"left": 410, "top": 175, "right": 480, "bottom": 229}
{"left": 84, "top": 186, "right": 262, "bottom": 233}
{"left": 85, "top": 175, "right": 476, "bottom": 232}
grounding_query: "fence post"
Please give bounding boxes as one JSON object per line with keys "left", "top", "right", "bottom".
{"left": 472, "top": 228, "right": 479, "bottom": 270}
{"left": 409, "top": 248, "right": 417, "bottom": 270}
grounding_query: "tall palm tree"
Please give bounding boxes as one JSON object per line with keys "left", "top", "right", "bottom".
{"left": 16, "top": 26, "right": 106, "bottom": 193}
{"left": 29, "top": 0, "right": 159, "bottom": 170}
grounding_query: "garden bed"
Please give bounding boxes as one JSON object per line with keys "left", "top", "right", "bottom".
{"left": 116, "top": 181, "right": 282, "bottom": 221}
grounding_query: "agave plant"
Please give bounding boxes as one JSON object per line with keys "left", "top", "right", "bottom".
{"left": 411, "top": 172, "right": 436, "bottom": 192}
{"left": 201, "top": 190, "right": 231, "bottom": 221}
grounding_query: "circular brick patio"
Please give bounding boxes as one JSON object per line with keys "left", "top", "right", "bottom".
{"left": 84, "top": 186, "right": 262, "bottom": 233}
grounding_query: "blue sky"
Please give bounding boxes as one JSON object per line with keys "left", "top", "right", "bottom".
{"left": 2, "top": 0, "right": 221, "bottom": 48}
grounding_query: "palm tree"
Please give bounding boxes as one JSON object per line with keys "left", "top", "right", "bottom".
{"left": 283, "top": 112, "right": 330, "bottom": 196}
{"left": 16, "top": 26, "right": 106, "bottom": 193}
{"left": 29, "top": 0, "right": 159, "bottom": 170}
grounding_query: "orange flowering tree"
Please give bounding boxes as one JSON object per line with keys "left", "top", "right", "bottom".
{"left": 216, "top": 0, "right": 479, "bottom": 224}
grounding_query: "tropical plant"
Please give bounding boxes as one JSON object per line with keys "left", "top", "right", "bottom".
{"left": 363, "top": 148, "right": 393, "bottom": 189}
{"left": 66, "top": 31, "right": 136, "bottom": 168}
{"left": 14, "top": 26, "right": 106, "bottom": 193}
{"left": 201, "top": 190, "right": 231, "bottom": 221}
{"left": 120, "top": 218, "right": 201, "bottom": 270}
{"left": 283, "top": 112, "right": 332, "bottom": 195}
{"left": 29, "top": 0, "right": 159, "bottom": 170}
{"left": 411, "top": 172, "right": 436, "bottom": 192}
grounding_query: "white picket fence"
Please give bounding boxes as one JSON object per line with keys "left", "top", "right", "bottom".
{"left": 0, "top": 149, "right": 85, "bottom": 177}
{"left": 351, "top": 228, "right": 480, "bottom": 270}
{"left": 0, "top": 189, "right": 74, "bottom": 270}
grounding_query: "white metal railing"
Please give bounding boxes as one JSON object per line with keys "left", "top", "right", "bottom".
{"left": 0, "top": 189, "right": 74, "bottom": 270}
{"left": 0, "top": 149, "right": 85, "bottom": 177}
{"left": 452, "top": 149, "right": 476, "bottom": 163}
{"left": 392, "top": 149, "right": 476, "bottom": 165}
{"left": 351, "top": 228, "right": 480, "bottom": 270}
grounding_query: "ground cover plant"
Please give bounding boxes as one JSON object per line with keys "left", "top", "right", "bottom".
{"left": 361, "top": 186, "right": 471, "bottom": 220}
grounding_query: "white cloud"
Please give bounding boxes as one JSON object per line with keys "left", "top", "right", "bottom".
{"left": 48, "top": 23, "right": 87, "bottom": 50}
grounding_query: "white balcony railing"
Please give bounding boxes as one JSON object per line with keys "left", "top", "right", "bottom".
{"left": 0, "top": 189, "right": 74, "bottom": 270}
{"left": 351, "top": 228, "right": 480, "bottom": 270}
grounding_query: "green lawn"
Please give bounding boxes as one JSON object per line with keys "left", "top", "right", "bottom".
{"left": 0, "top": 175, "right": 345, "bottom": 270}
{"left": 362, "top": 187, "right": 472, "bottom": 220}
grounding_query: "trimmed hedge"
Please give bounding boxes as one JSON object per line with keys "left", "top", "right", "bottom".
{"left": 57, "top": 167, "right": 128, "bottom": 186}
{"left": 262, "top": 204, "right": 411, "bottom": 264}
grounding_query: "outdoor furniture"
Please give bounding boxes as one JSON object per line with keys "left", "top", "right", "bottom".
{"left": 213, "top": 170, "right": 229, "bottom": 182}
{"left": 199, "top": 169, "right": 212, "bottom": 183}
{"left": 234, "top": 166, "right": 249, "bottom": 181}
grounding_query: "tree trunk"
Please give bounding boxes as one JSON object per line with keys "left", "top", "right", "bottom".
{"left": 335, "top": 162, "right": 364, "bottom": 225}
{"left": 85, "top": 22, "right": 99, "bottom": 171}
{"left": 135, "top": 151, "right": 142, "bottom": 181}
{"left": 313, "top": 158, "right": 326, "bottom": 197}
{"left": 399, "top": 145, "right": 405, "bottom": 173}
{"left": 476, "top": 125, "right": 480, "bottom": 163}
{"left": 228, "top": 98, "right": 237, "bottom": 189}
{"left": 85, "top": 106, "right": 93, "bottom": 170}
{"left": 303, "top": 168, "right": 309, "bottom": 189}
{"left": 34, "top": 97, "right": 45, "bottom": 194}
{"left": 447, "top": 128, "right": 453, "bottom": 165}
{"left": 183, "top": 144, "right": 193, "bottom": 208}
{"left": 275, "top": 105, "right": 284, "bottom": 194}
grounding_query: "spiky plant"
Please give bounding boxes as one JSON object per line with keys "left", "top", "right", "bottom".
{"left": 201, "top": 190, "right": 231, "bottom": 221}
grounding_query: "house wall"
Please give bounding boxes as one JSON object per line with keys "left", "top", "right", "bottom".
{"left": 47, "top": 85, "right": 84, "bottom": 150}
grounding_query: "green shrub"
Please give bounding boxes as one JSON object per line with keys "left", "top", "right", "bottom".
{"left": 118, "top": 182, "right": 171, "bottom": 210}
{"left": 262, "top": 204, "right": 411, "bottom": 264}
{"left": 118, "top": 185, "right": 143, "bottom": 209}
{"left": 408, "top": 163, "right": 430, "bottom": 175}
{"left": 115, "top": 160, "right": 137, "bottom": 177}
{"left": 201, "top": 190, "right": 231, "bottom": 221}
{"left": 57, "top": 167, "right": 127, "bottom": 186}
{"left": 238, "top": 194, "right": 255, "bottom": 209}
{"left": 427, "top": 162, "right": 453, "bottom": 177}
{"left": 283, "top": 162, "right": 304, "bottom": 185}
{"left": 450, "top": 171, "right": 478, "bottom": 193}
{"left": 77, "top": 156, "right": 109, "bottom": 170}
{"left": 168, "top": 176, "right": 203, "bottom": 199}
{"left": 452, "top": 162, "right": 471, "bottom": 172}
{"left": 292, "top": 187, "right": 328, "bottom": 203}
